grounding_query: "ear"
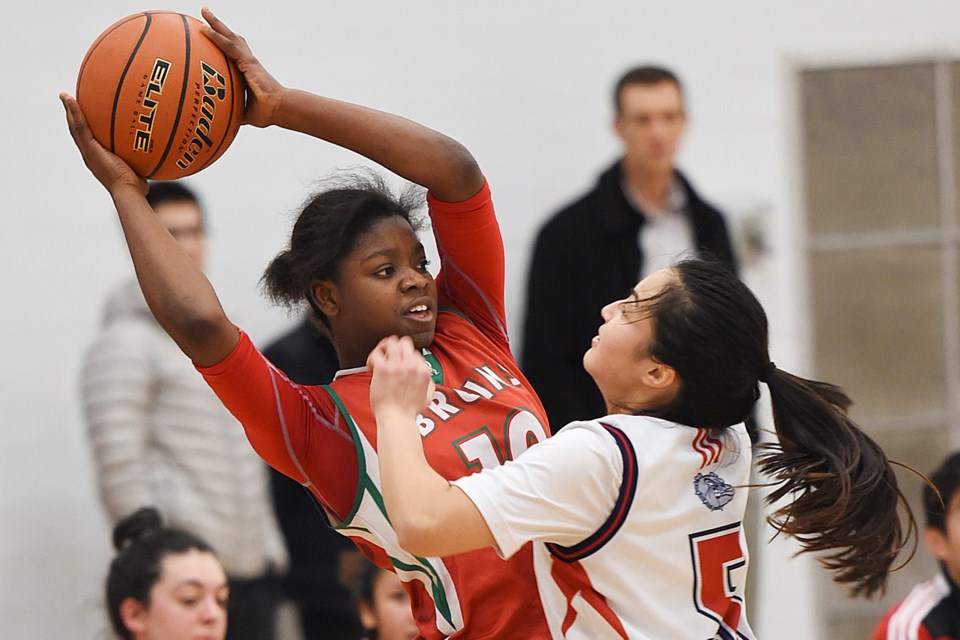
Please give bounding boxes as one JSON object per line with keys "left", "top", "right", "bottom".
{"left": 612, "top": 113, "right": 627, "bottom": 142}
{"left": 310, "top": 280, "right": 340, "bottom": 319}
{"left": 358, "top": 600, "right": 378, "bottom": 631}
{"left": 925, "top": 526, "right": 949, "bottom": 563}
{"left": 641, "top": 360, "right": 677, "bottom": 390}
{"left": 119, "top": 597, "right": 147, "bottom": 635}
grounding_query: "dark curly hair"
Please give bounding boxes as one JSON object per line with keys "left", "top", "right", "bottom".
{"left": 261, "top": 170, "right": 426, "bottom": 334}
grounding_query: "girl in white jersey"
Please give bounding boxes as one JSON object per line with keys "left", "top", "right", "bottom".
{"left": 369, "top": 259, "right": 916, "bottom": 639}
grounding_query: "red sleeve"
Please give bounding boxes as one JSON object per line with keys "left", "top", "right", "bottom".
{"left": 870, "top": 601, "right": 937, "bottom": 640}
{"left": 428, "top": 179, "right": 509, "bottom": 347}
{"left": 196, "top": 330, "right": 358, "bottom": 518}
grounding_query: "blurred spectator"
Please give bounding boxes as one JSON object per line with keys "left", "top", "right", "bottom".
{"left": 106, "top": 507, "right": 227, "bottom": 640}
{"left": 81, "top": 181, "right": 287, "bottom": 640}
{"left": 349, "top": 558, "right": 419, "bottom": 640}
{"left": 871, "top": 452, "right": 960, "bottom": 639}
{"left": 262, "top": 316, "right": 363, "bottom": 640}
{"left": 521, "top": 65, "right": 737, "bottom": 432}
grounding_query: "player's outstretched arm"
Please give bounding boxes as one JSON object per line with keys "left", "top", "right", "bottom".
{"left": 369, "top": 336, "right": 495, "bottom": 557}
{"left": 200, "top": 8, "right": 484, "bottom": 203}
{"left": 61, "top": 94, "right": 239, "bottom": 366}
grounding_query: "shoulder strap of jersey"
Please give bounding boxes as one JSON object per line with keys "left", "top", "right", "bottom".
{"left": 547, "top": 422, "right": 639, "bottom": 562}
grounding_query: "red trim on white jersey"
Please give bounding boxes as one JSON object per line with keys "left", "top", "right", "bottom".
{"left": 692, "top": 428, "right": 723, "bottom": 469}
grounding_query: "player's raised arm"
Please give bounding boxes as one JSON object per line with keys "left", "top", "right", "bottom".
{"left": 368, "top": 336, "right": 495, "bottom": 557}
{"left": 201, "top": 8, "right": 484, "bottom": 203}
{"left": 61, "top": 94, "right": 239, "bottom": 367}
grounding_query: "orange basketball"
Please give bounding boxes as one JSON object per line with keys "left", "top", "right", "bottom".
{"left": 76, "top": 11, "right": 246, "bottom": 180}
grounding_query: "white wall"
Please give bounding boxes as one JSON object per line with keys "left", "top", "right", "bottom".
{"left": 3, "top": 1, "right": 957, "bottom": 637}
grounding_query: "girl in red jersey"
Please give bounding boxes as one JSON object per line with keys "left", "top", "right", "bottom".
{"left": 369, "top": 259, "right": 917, "bottom": 639}
{"left": 62, "top": 9, "right": 550, "bottom": 639}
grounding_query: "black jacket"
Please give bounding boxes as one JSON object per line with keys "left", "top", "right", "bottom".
{"left": 520, "top": 160, "right": 737, "bottom": 433}
{"left": 262, "top": 319, "right": 363, "bottom": 638}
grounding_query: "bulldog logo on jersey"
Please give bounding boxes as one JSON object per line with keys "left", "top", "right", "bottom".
{"left": 693, "top": 472, "right": 734, "bottom": 511}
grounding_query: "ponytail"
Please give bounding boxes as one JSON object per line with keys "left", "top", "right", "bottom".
{"left": 644, "top": 259, "right": 917, "bottom": 599}
{"left": 758, "top": 367, "right": 916, "bottom": 598}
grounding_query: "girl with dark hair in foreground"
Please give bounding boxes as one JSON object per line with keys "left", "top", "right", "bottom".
{"left": 107, "top": 508, "right": 227, "bottom": 640}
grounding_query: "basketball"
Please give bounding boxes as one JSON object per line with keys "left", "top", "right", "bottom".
{"left": 76, "top": 11, "right": 245, "bottom": 180}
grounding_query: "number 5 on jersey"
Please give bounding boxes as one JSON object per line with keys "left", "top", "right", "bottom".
{"left": 690, "top": 523, "right": 748, "bottom": 638}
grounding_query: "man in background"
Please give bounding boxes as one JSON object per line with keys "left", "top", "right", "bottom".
{"left": 522, "top": 66, "right": 738, "bottom": 431}
{"left": 80, "top": 182, "right": 287, "bottom": 640}
{"left": 262, "top": 315, "right": 364, "bottom": 640}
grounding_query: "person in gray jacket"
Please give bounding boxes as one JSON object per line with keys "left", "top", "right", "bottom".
{"left": 80, "top": 181, "right": 287, "bottom": 640}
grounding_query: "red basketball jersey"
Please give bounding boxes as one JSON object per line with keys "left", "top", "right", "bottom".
{"left": 199, "top": 182, "right": 553, "bottom": 638}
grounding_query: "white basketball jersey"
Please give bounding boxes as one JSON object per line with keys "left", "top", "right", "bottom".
{"left": 454, "top": 414, "right": 756, "bottom": 639}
